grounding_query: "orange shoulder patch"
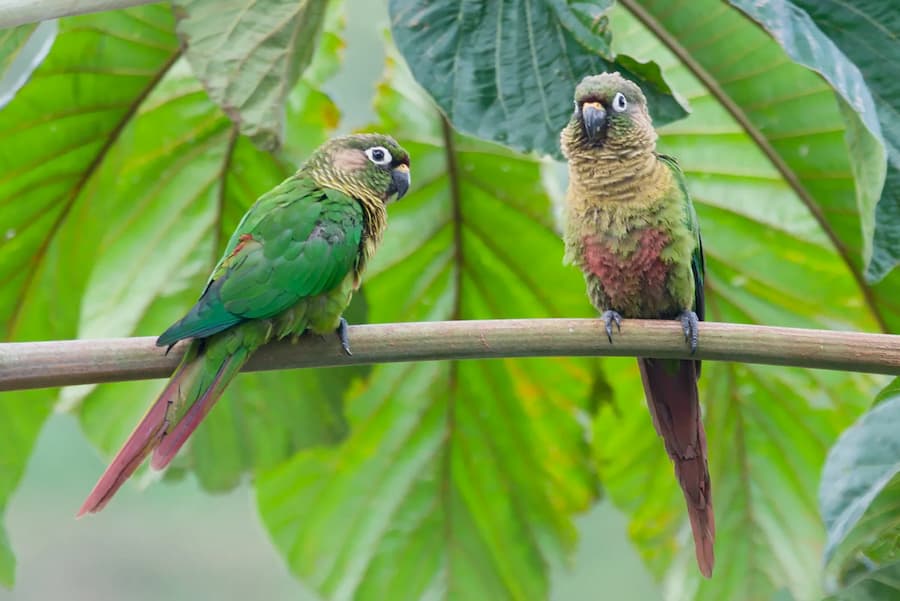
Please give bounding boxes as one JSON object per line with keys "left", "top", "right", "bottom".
{"left": 228, "top": 233, "right": 255, "bottom": 259}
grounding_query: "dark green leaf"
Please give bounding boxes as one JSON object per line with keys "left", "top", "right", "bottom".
{"left": 820, "top": 390, "right": 900, "bottom": 587}
{"left": 388, "top": 0, "right": 686, "bottom": 158}
{"left": 256, "top": 57, "right": 601, "bottom": 600}
{"left": 173, "top": 0, "right": 330, "bottom": 151}
{"left": 778, "top": 0, "right": 900, "bottom": 282}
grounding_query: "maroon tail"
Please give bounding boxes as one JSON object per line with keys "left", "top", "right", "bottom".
{"left": 76, "top": 360, "right": 196, "bottom": 517}
{"left": 638, "top": 358, "right": 715, "bottom": 578}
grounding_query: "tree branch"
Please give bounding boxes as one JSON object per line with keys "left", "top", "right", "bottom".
{"left": 1, "top": 319, "right": 897, "bottom": 391}
{"left": 0, "top": 0, "right": 154, "bottom": 28}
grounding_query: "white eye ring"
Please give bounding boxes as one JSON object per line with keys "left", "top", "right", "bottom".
{"left": 365, "top": 146, "right": 392, "bottom": 166}
{"left": 612, "top": 92, "right": 628, "bottom": 112}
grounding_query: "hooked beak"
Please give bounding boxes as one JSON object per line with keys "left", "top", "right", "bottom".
{"left": 581, "top": 101, "right": 607, "bottom": 143}
{"left": 389, "top": 163, "right": 410, "bottom": 200}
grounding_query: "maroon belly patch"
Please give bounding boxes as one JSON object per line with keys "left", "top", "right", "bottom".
{"left": 583, "top": 228, "right": 670, "bottom": 308}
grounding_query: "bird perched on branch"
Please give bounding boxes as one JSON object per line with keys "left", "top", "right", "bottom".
{"left": 561, "top": 72, "right": 714, "bottom": 577}
{"left": 79, "top": 133, "right": 411, "bottom": 516}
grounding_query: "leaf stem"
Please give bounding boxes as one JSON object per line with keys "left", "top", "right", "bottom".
{"left": 1, "top": 319, "right": 898, "bottom": 391}
{"left": 441, "top": 115, "right": 464, "bottom": 322}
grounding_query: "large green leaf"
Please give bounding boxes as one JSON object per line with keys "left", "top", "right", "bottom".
{"left": 255, "top": 57, "right": 600, "bottom": 601}
{"left": 616, "top": 0, "right": 900, "bottom": 333}
{"left": 819, "top": 380, "right": 900, "bottom": 591}
{"left": 173, "top": 0, "right": 330, "bottom": 151}
{"left": 585, "top": 5, "right": 886, "bottom": 600}
{"left": 727, "top": 0, "right": 886, "bottom": 278}
{"left": 74, "top": 33, "right": 350, "bottom": 491}
{"left": 0, "top": 4, "right": 179, "bottom": 342}
{"left": 0, "top": 4, "right": 180, "bottom": 586}
{"left": 782, "top": 0, "right": 900, "bottom": 282}
{"left": 388, "top": 0, "right": 686, "bottom": 158}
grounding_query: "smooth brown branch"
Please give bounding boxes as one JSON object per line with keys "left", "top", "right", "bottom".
{"left": 0, "top": 319, "right": 898, "bottom": 392}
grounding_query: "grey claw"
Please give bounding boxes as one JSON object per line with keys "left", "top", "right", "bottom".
{"left": 679, "top": 311, "right": 699, "bottom": 354}
{"left": 337, "top": 317, "right": 352, "bottom": 356}
{"left": 600, "top": 310, "right": 623, "bottom": 344}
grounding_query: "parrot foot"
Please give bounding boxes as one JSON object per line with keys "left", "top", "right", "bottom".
{"left": 678, "top": 310, "right": 700, "bottom": 354}
{"left": 336, "top": 317, "right": 352, "bottom": 356}
{"left": 600, "top": 310, "right": 622, "bottom": 343}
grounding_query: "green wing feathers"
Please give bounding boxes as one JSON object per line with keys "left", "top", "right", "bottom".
{"left": 158, "top": 176, "right": 364, "bottom": 347}
{"left": 659, "top": 153, "right": 705, "bottom": 320}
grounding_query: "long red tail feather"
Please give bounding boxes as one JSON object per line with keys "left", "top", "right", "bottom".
{"left": 76, "top": 359, "right": 198, "bottom": 517}
{"left": 150, "top": 353, "right": 245, "bottom": 470}
{"left": 638, "top": 357, "right": 715, "bottom": 578}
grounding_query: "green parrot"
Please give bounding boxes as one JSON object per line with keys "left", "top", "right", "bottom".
{"left": 561, "top": 73, "right": 714, "bottom": 577}
{"left": 78, "top": 133, "right": 411, "bottom": 516}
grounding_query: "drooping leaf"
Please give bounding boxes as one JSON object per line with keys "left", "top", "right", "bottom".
{"left": 587, "top": 5, "right": 886, "bottom": 600}
{"left": 780, "top": 0, "right": 900, "bottom": 282}
{"left": 0, "top": 4, "right": 180, "bottom": 586}
{"left": 75, "top": 26, "right": 349, "bottom": 491}
{"left": 173, "top": 0, "right": 330, "bottom": 151}
{"left": 819, "top": 384, "right": 900, "bottom": 589}
{"left": 256, "top": 57, "right": 601, "bottom": 601}
{"left": 388, "top": 0, "right": 686, "bottom": 158}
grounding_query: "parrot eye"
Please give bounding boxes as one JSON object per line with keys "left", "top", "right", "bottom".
{"left": 365, "top": 146, "right": 392, "bottom": 166}
{"left": 612, "top": 92, "right": 628, "bottom": 112}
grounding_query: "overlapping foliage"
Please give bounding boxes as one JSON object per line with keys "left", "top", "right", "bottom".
{"left": 0, "top": 0, "right": 896, "bottom": 599}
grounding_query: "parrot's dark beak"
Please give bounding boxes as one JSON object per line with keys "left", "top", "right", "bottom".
{"left": 581, "top": 101, "right": 607, "bottom": 143}
{"left": 389, "top": 163, "right": 410, "bottom": 200}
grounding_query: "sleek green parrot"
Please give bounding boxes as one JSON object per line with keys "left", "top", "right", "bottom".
{"left": 78, "top": 133, "right": 411, "bottom": 516}
{"left": 560, "top": 73, "right": 714, "bottom": 577}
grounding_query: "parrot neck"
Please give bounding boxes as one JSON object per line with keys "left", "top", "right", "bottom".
{"left": 565, "top": 148, "right": 672, "bottom": 209}
{"left": 358, "top": 196, "right": 387, "bottom": 253}
{"left": 304, "top": 166, "right": 389, "bottom": 250}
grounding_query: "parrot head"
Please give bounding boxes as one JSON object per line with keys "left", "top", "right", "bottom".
{"left": 308, "top": 133, "right": 411, "bottom": 203}
{"left": 563, "top": 72, "right": 657, "bottom": 155}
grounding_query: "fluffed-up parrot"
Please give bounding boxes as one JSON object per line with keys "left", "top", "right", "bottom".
{"left": 78, "top": 133, "right": 411, "bottom": 517}
{"left": 560, "top": 73, "right": 714, "bottom": 577}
